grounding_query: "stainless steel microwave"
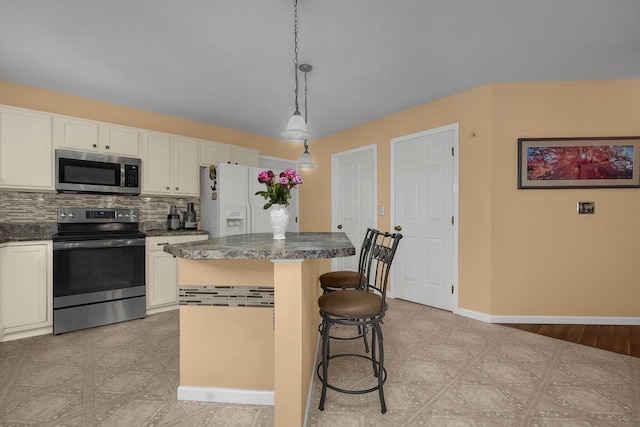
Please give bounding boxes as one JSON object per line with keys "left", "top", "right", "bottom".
{"left": 55, "top": 149, "right": 141, "bottom": 195}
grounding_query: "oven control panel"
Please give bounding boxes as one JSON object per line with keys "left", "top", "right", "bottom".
{"left": 58, "top": 208, "right": 139, "bottom": 223}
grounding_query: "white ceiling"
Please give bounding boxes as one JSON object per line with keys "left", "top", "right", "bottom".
{"left": 1, "top": 1, "right": 639, "bottom": 141}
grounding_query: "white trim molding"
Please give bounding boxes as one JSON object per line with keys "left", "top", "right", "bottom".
{"left": 457, "top": 307, "right": 640, "bottom": 325}
{"left": 177, "top": 386, "right": 274, "bottom": 406}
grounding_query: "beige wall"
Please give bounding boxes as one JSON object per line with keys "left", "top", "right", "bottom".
{"left": 3, "top": 79, "right": 640, "bottom": 318}
{"left": 305, "top": 79, "right": 640, "bottom": 318}
{"left": 0, "top": 80, "right": 298, "bottom": 160}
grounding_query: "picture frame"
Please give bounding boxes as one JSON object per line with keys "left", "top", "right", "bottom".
{"left": 517, "top": 137, "right": 640, "bottom": 189}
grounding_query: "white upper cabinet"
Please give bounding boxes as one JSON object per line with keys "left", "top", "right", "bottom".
{"left": 141, "top": 131, "right": 199, "bottom": 196}
{"left": 200, "top": 140, "right": 259, "bottom": 167}
{"left": 141, "top": 131, "right": 172, "bottom": 195}
{"left": 200, "top": 140, "right": 232, "bottom": 166}
{"left": 232, "top": 146, "right": 260, "bottom": 167}
{"left": 0, "top": 105, "right": 54, "bottom": 190}
{"left": 98, "top": 123, "right": 140, "bottom": 157}
{"left": 172, "top": 135, "right": 200, "bottom": 196}
{"left": 53, "top": 115, "right": 140, "bottom": 157}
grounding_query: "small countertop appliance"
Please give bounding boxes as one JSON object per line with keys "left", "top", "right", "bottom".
{"left": 182, "top": 202, "right": 197, "bottom": 230}
{"left": 167, "top": 205, "right": 181, "bottom": 230}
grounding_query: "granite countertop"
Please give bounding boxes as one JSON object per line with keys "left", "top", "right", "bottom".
{"left": 0, "top": 223, "right": 57, "bottom": 244}
{"left": 144, "top": 229, "right": 209, "bottom": 237}
{"left": 0, "top": 223, "right": 207, "bottom": 244}
{"left": 163, "top": 232, "right": 355, "bottom": 260}
{"left": 0, "top": 233, "right": 55, "bottom": 244}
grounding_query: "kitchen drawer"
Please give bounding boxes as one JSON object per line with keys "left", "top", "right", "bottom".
{"left": 147, "top": 236, "right": 181, "bottom": 252}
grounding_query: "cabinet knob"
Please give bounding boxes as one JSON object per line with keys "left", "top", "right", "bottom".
{"left": 337, "top": 224, "right": 342, "bottom": 229}
{"left": 92, "top": 143, "right": 97, "bottom": 148}
{"left": 166, "top": 186, "right": 170, "bottom": 190}
{"left": 175, "top": 187, "right": 179, "bottom": 190}
{"left": 105, "top": 145, "right": 110, "bottom": 150}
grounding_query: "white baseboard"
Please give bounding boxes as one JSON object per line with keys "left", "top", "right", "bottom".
{"left": 1, "top": 325, "right": 53, "bottom": 342}
{"left": 177, "top": 386, "right": 274, "bottom": 406}
{"left": 456, "top": 307, "right": 640, "bottom": 325}
{"left": 146, "top": 304, "right": 179, "bottom": 316}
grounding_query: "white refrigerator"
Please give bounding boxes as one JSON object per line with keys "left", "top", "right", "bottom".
{"left": 200, "top": 163, "right": 298, "bottom": 237}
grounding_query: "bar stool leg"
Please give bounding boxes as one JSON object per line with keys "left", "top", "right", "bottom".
{"left": 372, "top": 322, "right": 386, "bottom": 413}
{"left": 319, "top": 318, "right": 330, "bottom": 411}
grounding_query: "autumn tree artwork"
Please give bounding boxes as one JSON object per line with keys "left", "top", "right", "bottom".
{"left": 527, "top": 145, "right": 633, "bottom": 181}
{"left": 518, "top": 138, "right": 640, "bottom": 189}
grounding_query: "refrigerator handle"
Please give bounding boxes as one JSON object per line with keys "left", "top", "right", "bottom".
{"left": 246, "top": 199, "right": 252, "bottom": 234}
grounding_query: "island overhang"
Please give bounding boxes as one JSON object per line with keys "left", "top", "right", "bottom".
{"left": 163, "top": 232, "right": 355, "bottom": 260}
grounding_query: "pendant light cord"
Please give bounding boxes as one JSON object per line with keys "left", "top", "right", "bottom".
{"left": 303, "top": 68, "right": 309, "bottom": 149}
{"left": 293, "top": 0, "right": 300, "bottom": 114}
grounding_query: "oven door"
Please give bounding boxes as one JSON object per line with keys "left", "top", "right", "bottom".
{"left": 53, "top": 237, "right": 145, "bottom": 308}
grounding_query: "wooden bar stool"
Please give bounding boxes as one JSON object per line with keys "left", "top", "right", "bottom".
{"left": 316, "top": 231, "right": 403, "bottom": 414}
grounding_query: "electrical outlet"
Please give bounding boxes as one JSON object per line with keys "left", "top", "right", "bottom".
{"left": 577, "top": 201, "right": 595, "bottom": 214}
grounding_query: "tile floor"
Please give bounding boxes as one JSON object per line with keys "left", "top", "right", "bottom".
{"left": 1, "top": 299, "right": 639, "bottom": 426}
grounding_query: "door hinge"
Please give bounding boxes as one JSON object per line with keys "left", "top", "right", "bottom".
{"left": 451, "top": 216, "right": 454, "bottom": 225}
{"left": 451, "top": 285, "right": 454, "bottom": 294}
{"left": 451, "top": 147, "right": 454, "bottom": 156}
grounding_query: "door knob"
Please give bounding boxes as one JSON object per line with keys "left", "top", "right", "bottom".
{"left": 394, "top": 225, "right": 402, "bottom": 231}
{"left": 337, "top": 224, "right": 343, "bottom": 229}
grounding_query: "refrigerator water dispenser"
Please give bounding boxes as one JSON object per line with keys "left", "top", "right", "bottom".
{"left": 225, "top": 210, "right": 245, "bottom": 234}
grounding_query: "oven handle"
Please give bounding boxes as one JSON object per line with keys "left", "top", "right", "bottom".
{"left": 53, "top": 239, "right": 145, "bottom": 250}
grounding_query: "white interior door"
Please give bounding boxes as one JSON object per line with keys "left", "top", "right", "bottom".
{"left": 391, "top": 124, "right": 458, "bottom": 311}
{"left": 331, "top": 145, "right": 377, "bottom": 271}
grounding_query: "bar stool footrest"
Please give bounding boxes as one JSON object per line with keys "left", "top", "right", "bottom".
{"left": 316, "top": 353, "right": 387, "bottom": 395}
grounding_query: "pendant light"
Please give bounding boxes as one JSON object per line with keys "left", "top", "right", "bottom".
{"left": 298, "top": 63, "right": 315, "bottom": 169}
{"left": 282, "top": 0, "right": 310, "bottom": 143}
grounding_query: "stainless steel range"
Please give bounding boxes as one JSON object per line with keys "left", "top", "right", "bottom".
{"left": 53, "top": 207, "right": 146, "bottom": 334}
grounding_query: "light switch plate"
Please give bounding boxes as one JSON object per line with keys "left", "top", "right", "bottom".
{"left": 577, "top": 201, "right": 595, "bottom": 214}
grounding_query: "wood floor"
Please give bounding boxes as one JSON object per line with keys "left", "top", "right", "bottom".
{"left": 502, "top": 324, "right": 640, "bottom": 358}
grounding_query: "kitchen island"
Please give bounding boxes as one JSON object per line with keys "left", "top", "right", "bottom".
{"left": 164, "top": 232, "right": 355, "bottom": 427}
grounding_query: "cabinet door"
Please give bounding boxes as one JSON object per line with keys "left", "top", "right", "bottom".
{"left": 200, "top": 140, "right": 231, "bottom": 166}
{"left": 1, "top": 243, "right": 49, "bottom": 330}
{"left": 0, "top": 106, "right": 54, "bottom": 190}
{"left": 53, "top": 115, "right": 99, "bottom": 152}
{"left": 147, "top": 250, "right": 179, "bottom": 308}
{"left": 232, "top": 146, "right": 260, "bottom": 167}
{"left": 99, "top": 123, "right": 140, "bottom": 157}
{"left": 173, "top": 136, "right": 200, "bottom": 196}
{"left": 141, "top": 131, "right": 172, "bottom": 194}
{"left": 146, "top": 236, "right": 181, "bottom": 311}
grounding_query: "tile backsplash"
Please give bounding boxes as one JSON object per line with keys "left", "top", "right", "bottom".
{"left": 0, "top": 191, "right": 200, "bottom": 229}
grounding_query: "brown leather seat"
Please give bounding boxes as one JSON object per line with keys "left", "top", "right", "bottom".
{"left": 318, "top": 290, "right": 380, "bottom": 317}
{"left": 318, "top": 271, "right": 365, "bottom": 289}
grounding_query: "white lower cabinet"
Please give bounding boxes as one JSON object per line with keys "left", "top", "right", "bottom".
{"left": 0, "top": 241, "right": 53, "bottom": 342}
{"left": 146, "top": 235, "right": 207, "bottom": 314}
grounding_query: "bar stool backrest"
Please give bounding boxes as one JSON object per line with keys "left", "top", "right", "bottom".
{"left": 364, "top": 231, "right": 403, "bottom": 314}
{"left": 356, "top": 228, "right": 380, "bottom": 288}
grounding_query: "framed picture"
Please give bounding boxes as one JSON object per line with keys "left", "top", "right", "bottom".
{"left": 517, "top": 137, "right": 640, "bottom": 189}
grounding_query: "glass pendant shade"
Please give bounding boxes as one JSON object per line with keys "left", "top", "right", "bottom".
{"left": 298, "top": 146, "right": 315, "bottom": 169}
{"left": 282, "top": 111, "right": 310, "bottom": 143}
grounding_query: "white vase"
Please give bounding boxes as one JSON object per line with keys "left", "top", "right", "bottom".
{"left": 269, "top": 204, "right": 289, "bottom": 240}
